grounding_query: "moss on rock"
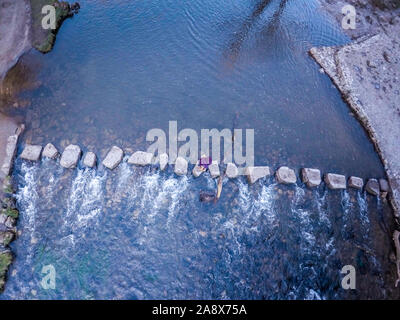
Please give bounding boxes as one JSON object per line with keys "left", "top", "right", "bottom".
{"left": 0, "top": 251, "right": 13, "bottom": 293}
{"left": 30, "top": 0, "right": 74, "bottom": 53}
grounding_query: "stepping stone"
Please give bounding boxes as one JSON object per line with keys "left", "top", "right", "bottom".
{"left": 379, "top": 178, "right": 390, "bottom": 198}
{"left": 348, "top": 176, "right": 364, "bottom": 190}
{"left": 159, "top": 153, "right": 168, "bottom": 171}
{"left": 192, "top": 161, "right": 205, "bottom": 178}
{"left": 324, "top": 173, "right": 346, "bottom": 190}
{"left": 245, "top": 166, "right": 270, "bottom": 184}
{"left": 209, "top": 161, "right": 220, "bottom": 178}
{"left": 102, "top": 146, "right": 123, "bottom": 170}
{"left": 42, "top": 143, "right": 59, "bottom": 159}
{"left": 20, "top": 144, "right": 42, "bottom": 162}
{"left": 1, "top": 135, "right": 18, "bottom": 177}
{"left": 226, "top": 163, "right": 239, "bottom": 179}
{"left": 83, "top": 152, "right": 97, "bottom": 168}
{"left": 301, "top": 168, "right": 321, "bottom": 188}
{"left": 366, "top": 179, "right": 380, "bottom": 196}
{"left": 276, "top": 166, "right": 296, "bottom": 184}
{"left": 128, "top": 151, "right": 153, "bottom": 166}
{"left": 174, "top": 157, "right": 188, "bottom": 175}
{"left": 60, "top": 144, "right": 81, "bottom": 169}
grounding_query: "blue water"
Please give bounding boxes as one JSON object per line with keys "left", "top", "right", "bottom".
{"left": 1, "top": 0, "right": 397, "bottom": 299}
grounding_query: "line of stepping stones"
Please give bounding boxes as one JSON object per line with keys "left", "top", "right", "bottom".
{"left": 19, "top": 143, "right": 391, "bottom": 198}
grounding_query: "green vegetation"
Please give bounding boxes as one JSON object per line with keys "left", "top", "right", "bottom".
{"left": 0, "top": 251, "right": 13, "bottom": 292}
{"left": 3, "top": 176, "right": 13, "bottom": 194}
{"left": 30, "top": 0, "right": 72, "bottom": 53}
{"left": 1, "top": 208, "right": 19, "bottom": 219}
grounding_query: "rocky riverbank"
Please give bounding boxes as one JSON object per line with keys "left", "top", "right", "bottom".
{"left": 313, "top": 0, "right": 400, "bottom": 220}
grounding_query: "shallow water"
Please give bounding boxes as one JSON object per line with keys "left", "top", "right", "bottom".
{"left": 0, "top": 0, "right": 397, "bottom": 299}
{"left": 1, "top": 159, "right": 396, "bottom": 299}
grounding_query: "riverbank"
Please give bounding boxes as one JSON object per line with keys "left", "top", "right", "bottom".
{"left": 313, "top": 0, "right": 400, "bottom": 220}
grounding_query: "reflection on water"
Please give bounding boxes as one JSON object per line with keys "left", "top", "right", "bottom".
{"left": 0, "top": 0, "right": 397, "bottom": 299}
{"left": 1, "top": 159, "right": 397, "bottom": 299}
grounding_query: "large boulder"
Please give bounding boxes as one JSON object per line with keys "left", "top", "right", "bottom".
{"left": 348, "top": 176, "right": 364, "bottom": 189}
{"left": 245, "top": 166, "right": 271, "bottom": 184}
{"left": 102, "top": 146, "right": 123, "bottom": 170}
{"left": 174, "top": 157, "right": 188, "bottom": 175}
{"left": 324, "top": 173, "right": 346, "bottom": 190}
{"left": 60, "top": 144, "right": 81, "bottom": 169}
{"left": 42, "top": 143, "right": 59, "bottom": 159}
{"left": 366, "top": 179, "right": 380, "bottom": 196}
{"left": 276, "top": 166, "right": 296, "bottom": 184}
{"left": 301, "top": 168, "right": 321, "bottom": 188}
{"left": 20, "top": 144, "right": 42, "bottom": 162}
{"left": 159, "top": 153, "right": 169, "bottom": 171}
{"left": 225, "top": 163, "right": 239, "bottom": 179}
{"left": 83, "top": 152, "right": 97, "bottom": 168}
{"left": 128, "top": 151, "right": 153, "bottom": 166}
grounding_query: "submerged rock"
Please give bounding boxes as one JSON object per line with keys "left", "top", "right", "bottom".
{"left": 102, "top": 146, "right": 123, "bottom": 170}
{"left": 83, "top": 152, "right": 97, "bottom": 168}
{"left": 128, "top": 151, "right": 153, "bottom": 166}
{"left": 42, "top": 143, "right": 59, "bottom": 159}
{"left": 199, "top": 191, "right": 216, "bottom": 203}
{"left": 60, "top": 144, "right": 81, "bottom": 169}
{"left": 276, "top": 166, "right": 296, "bottom": 184}
{"left": 159, "top": 153, "right": 168, "bottom": 171}
{"left": 366, "top": 179, "right": 380, "bottom": 196}
{"left": 348, "top": 176, "right": 364, "bottom": 190}
{"left": 324, "top": 173, "right": 346, "bottom": 190}
{"left": 174, "top": 157, "right": 188, "bottom": 175}
{"left": 301, "top": 168, "right": 321, "bottom": 188}
{"left": 245, "top": 166, "right": 271, "bottom": 184}
{"left": 225, "top": 163, "right": 239, "bottom": 179}
{"left": 20, "top": 144, "right": 42, "bottom": 161}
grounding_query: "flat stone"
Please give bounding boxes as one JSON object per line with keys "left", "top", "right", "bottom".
{"left": 245, "top": 166, "right": 270, "bottom": 184}
{"left": 348, "top": 176, "right": 364, "bottom": 190}
{"left": 83, "top": 152, "right": 97, "bottom": 168}
{"left": 20, "top": 144, "right": 42, "bottom": 162}
{"left": 42, "top": 143, "right": 59, "bottom": 159}
{"left": 276, "top": 166, "right": 297, "bottom": 184}
{"left": 324, "top": 173, "right": 346, "bottom": 190}
{"left": 301, "top": 168, "right": 321, "bottom": 188}
{"left": 102, "top": 146, "right": 123, "bottom": 170}
{"left": 225, "top": 163, "right": 239, "bottom": 179}
{"left": 159, "top": 153, "right": 168, "bottom": 171}
{"left": 192, "top": 161, "right": 205, "bottom": 178}
{"left": 379, "top": 179, "right": 390, "bottom": 192}
{"left": 209, "top": 161, "right": 220, "bottom": 178}
{"left": 128, "top": 151, "right": 153, "bottom": 166}
{"left": 174, "top": 157, "right": 188, "bottom": 175}
{"left": 60, "top": 144, "right": 81, "bottom": 169}
{"left": 1, "top": 135, "right": 18, "bottom": 177}
{"left": 366, "top": 179, "right": 380, "bottom": 196}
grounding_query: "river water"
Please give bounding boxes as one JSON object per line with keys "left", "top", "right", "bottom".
{"left": 0, "top": 0, "right": 398, "bottom": 299}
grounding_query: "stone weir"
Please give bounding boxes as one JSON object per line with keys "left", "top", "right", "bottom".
{"left": 0, "top": 140, "right": 393, "bottom": 292}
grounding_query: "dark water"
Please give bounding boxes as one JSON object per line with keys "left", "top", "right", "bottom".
{"left": 1, "top": 0, "right": 398, "bottom": 299}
